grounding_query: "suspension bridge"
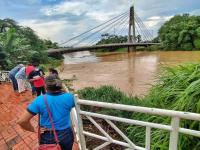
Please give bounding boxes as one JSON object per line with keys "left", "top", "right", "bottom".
{"left": 47, "top": 6, "right": 159, "bottom": 55}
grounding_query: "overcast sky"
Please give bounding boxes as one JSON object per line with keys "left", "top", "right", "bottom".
{"left": 1, "top": 0, "right": 200, "bottom": 43}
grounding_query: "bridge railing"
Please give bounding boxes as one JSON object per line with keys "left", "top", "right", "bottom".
{"left": 0, "top": 71, "right": 10, "bottom": 82}
{"left": 74, "top": 95, "right": 200, "bottom": 150}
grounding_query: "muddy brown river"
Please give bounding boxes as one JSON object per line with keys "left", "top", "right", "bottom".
{"left": 60, "top": 51, "right": 200, "bottom": 97}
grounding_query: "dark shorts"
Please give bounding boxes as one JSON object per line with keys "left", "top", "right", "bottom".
{"left": 35, "top": 86, "right": 46, "bottom": 96}
{"left": 40, "top": 128, "right": 74, "bottom": 150}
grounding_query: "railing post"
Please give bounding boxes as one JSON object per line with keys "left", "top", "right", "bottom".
{"left": 74, "top": 94, "right": 87, "bottom": 150}
{"left": 169, "top": 117, "right": 180, "bottom": 150}
{"left": 145, "top": 127, "right": 151, "bottom": 150}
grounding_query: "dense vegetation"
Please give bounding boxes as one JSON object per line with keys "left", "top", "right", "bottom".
{"left": 158, "top": 14, "right": 200, "bottom": 50}
{"left": 96, "top": 34, "right": 128, "bottom": 45}
{"left": 96, "top": 34, "right": 144, "bottom": 45}
{"left": 78, "top": 63, "right": 200, "bottom": 150}
{"left": 0, "top": 18, "right": 60, "bottom": 70}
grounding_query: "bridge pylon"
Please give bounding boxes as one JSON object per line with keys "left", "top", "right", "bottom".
{"left": 128, "top": 5, "right": 136, "bottom": 52}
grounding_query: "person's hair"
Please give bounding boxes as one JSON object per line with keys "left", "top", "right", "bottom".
{"left": 28, "top": 62, "right": 33, "bottom": 65}
{"left": 45, "top": 74, "right": 62, "bottom": 92}
{"left": 49, "top": 68, "right": 58, "bottom": 75}
{"left": 19, "top": 64, "right": 24, "bottom": 67}
{"left": 33, "top": 62, "right": 39, "bottom": 67}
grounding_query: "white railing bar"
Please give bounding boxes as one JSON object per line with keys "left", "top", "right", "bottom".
{"left": 80, "top": 111, "right": 172, "bottom": 131}
{"left": 0, "top": 71, "right": 9, "bottom": 73}
{"left": 145, "top": 127, "right": 151, "bottom": 150}
{"left": 86, "top": 116, "right": 113, "bottom": 141}
{"left": 78, "top": 99, "right": 200, "bottom": 121}
{"left": 94, "top": 141, "right": 111, "bottom": 150}
{"left": 105, "top": 119, "right": 137, "bottom": 149}
{"left": 83, "top": 131, "right": 109, "bottom": 141}
{"left": 83, "top": 131, "right": 145, "bottom": 150}
{"left": 179, "top": 128, "right": 200, "bottom": 138}
{"left": 70, "top": 109, "right": 82, "bottom": 149}
{"left": 74, "top": 95, "right": 86, "bottom": 150}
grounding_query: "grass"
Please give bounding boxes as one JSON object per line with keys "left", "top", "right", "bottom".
{"left": 78, "top": 63, "right": 200, "bottom": 150}
{"left": 116, "top": 48, "right": 128, "bottom": 52}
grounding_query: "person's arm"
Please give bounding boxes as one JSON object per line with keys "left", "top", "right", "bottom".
{"left": 29, "top": 75, "right": 42, "bottom": 82}
{"left": 17, "top": 97, "right": 39, "bottom": 132}
{"left": 17, "top": 110, "right": 36, "bottom": 132}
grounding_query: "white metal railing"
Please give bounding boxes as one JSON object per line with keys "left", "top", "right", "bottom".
{"left": 73, "top": 95, "right": 200, "bottom": 150}
{"left": 0, "top": 71, "right": 10, "bottom": 82}
{"left": 0, "top": 70, "right": 31, "bottom": 89}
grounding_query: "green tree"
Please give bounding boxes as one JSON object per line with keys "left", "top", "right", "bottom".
{"left": 194, "top": 39, "right": 200, "bottom": 49}
{"left": 158, "top": 14, "right": 200, "bottom": 50}
{"left": 96, "top": 34, "right": 128, "bottom": 45}
{"left": 0, "top": 45, "right": 9, "bottom": 70}
{"left": 0, "top": 18, "right": 60, "bottom": 69}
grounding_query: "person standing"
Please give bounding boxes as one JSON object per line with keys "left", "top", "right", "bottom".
{"left": 25, "top": 63, "right": 36, "bottom": 95}
{"left": 49, "top": 68, "right": 59, "bottom": 76}
{"left": 29, "top": 64, "right": 46, "bottom": 96}
{"left": 15, "top": 66, "right": 26, "bottom": 93}
{"left": 8, "top": 64, "right": 24, "bottom": 92}
{"left": 48, "top": 68, "right": 69, "bottom": 92}
{"left": 17, "top": 74, "right": 75, "bottom": 150}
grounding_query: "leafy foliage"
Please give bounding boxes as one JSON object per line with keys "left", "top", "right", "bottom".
{"left": 0, "top": 45, "right": 8, "bottom": 70}
{"left": 96, "top": 34, "right": 128, "bottom": 45}
{"left": 158, "top": 14, "right": 200, "bottom": 50}
{"left": 0, "top": 18, "right": 59, "bottom": 70}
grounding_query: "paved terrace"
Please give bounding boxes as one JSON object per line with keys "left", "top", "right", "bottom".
{"left": 0, "top": 83, "right": 78, "bottom": 150}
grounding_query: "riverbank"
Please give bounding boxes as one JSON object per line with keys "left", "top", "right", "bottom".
{"left": 77, "top": 63, "right": 200, "bottom": 149}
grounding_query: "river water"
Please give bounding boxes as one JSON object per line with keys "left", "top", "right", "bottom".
{"left": 60, "top": 51, "right": 200, "bottom": 97}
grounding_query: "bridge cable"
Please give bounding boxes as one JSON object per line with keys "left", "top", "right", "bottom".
{"left": 135, "top": 16, "right": 148, "bottom": 41}
{"left": 59, "top": 11, "right": 128, "bottom": 46}
{"left": 87, "top": 14, "right": 129, "bottom": 45}
{"left": 117, "top": 18, "right": 129, "bottom": 36}
{"left": 72, "top": 12, "right": 129, "bottom": 46}
{"left": 135, "top": 13, "right": 153, "bottom": 41}
{"left": 135, "top": 14, "right": 150, "bottom": 40}
{"left": 135, "top": 24, "right": 141, "bottom": 42}
{"left": 134, "top": 13, "right": 152, "bottom": 41}
{"left": 135, "top": 15, "right": 151, "bottom": 41}
{"left": 91, "top": 14, "right": 129, "bottom": 44}
{"left": 136, "top": 14, "right": 153, "bottom": 40}
{"left": 115, "top": 16, "right": 129, "bottom": 36}
{"left": 94, "top": 15, "right": 128, "bottom": 45}
{"left": 71, "top": 12, "right": 129, "bottom": 46}
{"left": 135, "top": 16, "right": 151, "bottom": 41}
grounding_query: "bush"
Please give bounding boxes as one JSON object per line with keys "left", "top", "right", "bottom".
{"left": 194, "top": 39, "right": 200, "bottom": 49}
{"left": 180, "top": 43, "right": 193, "bottom": 50}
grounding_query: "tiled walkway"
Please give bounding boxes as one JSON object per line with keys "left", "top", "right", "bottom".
{"left": 0, "top": 83, "right": 78, "bottom": 150}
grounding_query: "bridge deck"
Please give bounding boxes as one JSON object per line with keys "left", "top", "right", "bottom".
{"left": 47, "top": 43, "right": 160, "bottom": 54}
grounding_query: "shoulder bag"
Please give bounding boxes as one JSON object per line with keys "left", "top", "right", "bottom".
{"left": 38, "top": 95, "right": 62, "bottom": 150}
